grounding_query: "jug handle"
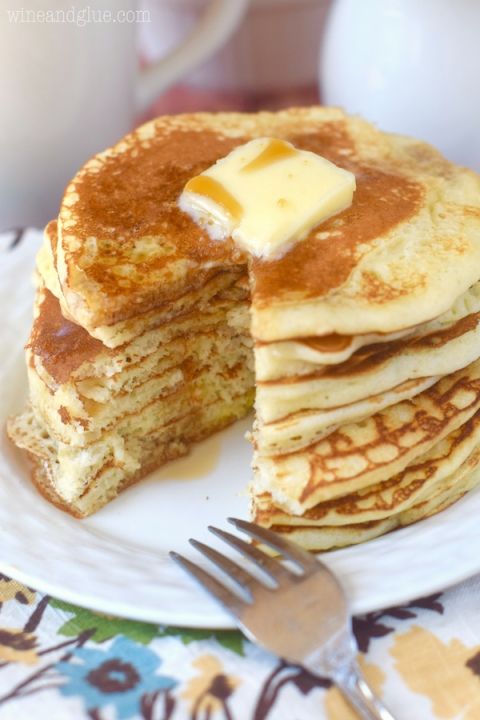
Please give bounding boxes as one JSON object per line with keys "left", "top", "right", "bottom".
{"left": 136, "top": 0, "right": 250, "bottom": 112}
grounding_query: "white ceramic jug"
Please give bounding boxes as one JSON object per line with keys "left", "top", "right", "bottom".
{"left": 141, "top": 0, "right": 331, "bottom": 93}
{"left": 0, "top": 0, "right": 250, "bottom": 229}
{"left": 320, "top": 0, "right": 480, "bottom": 171}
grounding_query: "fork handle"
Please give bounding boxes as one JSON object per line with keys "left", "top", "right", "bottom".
{"left": 331, "top": 661, "right": 397, "bottom": 720}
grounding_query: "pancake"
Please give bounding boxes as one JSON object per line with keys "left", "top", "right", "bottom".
{"left": 38, "top": 220, "right": 247, "bottom": 348}
{"left": 260, "top": 464, "right": 480, "bottom": 551}
{"left": 250, "top": 126, "right": 480, "bottom": 341}
{"left": 254, "top": 411, "right": 480, "bottom": 528}
{"left": 256, "top": 274, "right": 480, "bottom": 380}
{"left": 255, "top": 376, "right": 440, "bottom": 456}
{"left": 254, "top": 301, "right": 480, "bottom": 456}
{"left": 256, "top": 309, "right": 480, "bottom": 426}
{"left": 10, "top": 393, "right": 253, "bottom": 518}
{"left": 253, "top": 359, "right": 480, "bottom": 513}
{"left": 27, "top": 285, "right": 252, "bottom": 445}
{"left": 47, "top": 108, "right": 480, "bottom": 345}
{"left": 8, "top": 106, "right": 480, "bottom": 547}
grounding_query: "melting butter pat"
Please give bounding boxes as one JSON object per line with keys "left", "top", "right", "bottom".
{"left": 179, "top": 137, "right": 356, "bottom": 259}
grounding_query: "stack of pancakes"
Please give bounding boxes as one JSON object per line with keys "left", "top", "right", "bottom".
{"left": 9, "top": 112, "right": 262, "bottom": 518}
{"left": 252, "top": 291, "right": 480, "bottom": 548}
{"left": 8, "top": 107, "right": 480, "bottom": 549}
{"left": 11, "top": 256, "right": 252, "bottom": 517}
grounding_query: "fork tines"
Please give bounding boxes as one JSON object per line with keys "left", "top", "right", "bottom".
{"left": 169, "top": 518, "right": 318, "bottom": 617}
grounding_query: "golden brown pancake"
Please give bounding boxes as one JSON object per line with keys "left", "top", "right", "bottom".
{"left": 51, "top": 108, "right": 480, "bottom": 344}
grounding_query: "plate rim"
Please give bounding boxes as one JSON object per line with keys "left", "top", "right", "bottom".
{"left": 1, "top": 523, "right": 478, "bottom": 629}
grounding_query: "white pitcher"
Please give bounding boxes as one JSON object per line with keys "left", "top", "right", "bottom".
{"left": 320, "top": 0, "right": 480, "bottom": 171}
{"left": 0, "top": 0, "right": 250, "bottom": 230}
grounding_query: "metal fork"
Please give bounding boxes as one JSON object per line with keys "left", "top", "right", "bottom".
{"left": 170, "top": 518, "right": 396, "bottom": 720}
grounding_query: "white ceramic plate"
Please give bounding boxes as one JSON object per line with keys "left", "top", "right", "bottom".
{"left": 2, "top": 230, "right": 480, "bottom": 628}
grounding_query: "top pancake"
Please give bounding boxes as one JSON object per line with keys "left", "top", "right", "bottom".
{"left": 55, "top": 107, "right": 480, "bottom": 343}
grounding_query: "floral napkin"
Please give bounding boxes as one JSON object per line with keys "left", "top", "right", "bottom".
{"left": 1, "top": 573, "right": 480, "bottom": 719}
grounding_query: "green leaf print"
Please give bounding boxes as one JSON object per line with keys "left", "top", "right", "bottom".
{"left": 50, "top": 599, "right": 158, "bottom": 645}
{"left": 157, "top": 626, "right": 244, "bottom": 655}
{"left": 50, "top": 599, "right": 245, "bottom": 654}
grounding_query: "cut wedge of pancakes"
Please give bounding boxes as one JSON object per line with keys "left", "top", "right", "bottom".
{"left": 8, "top": 106, "right": 480, "bottom": 549}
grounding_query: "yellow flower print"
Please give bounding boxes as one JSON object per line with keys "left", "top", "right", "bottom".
{"left": 0, "top": 628, "right": 39, "bottom": 665}
{"left": 0, "top": 575, "right": 36, "bottom": 606}
{"left": 391, "top": 626, "right": 480, "bottom": 720}
{"left": 183, "top": 654, "right": 240, "bottom": 716}
{"left": 325, "top": 657, "right": 386, "bottom": 720}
